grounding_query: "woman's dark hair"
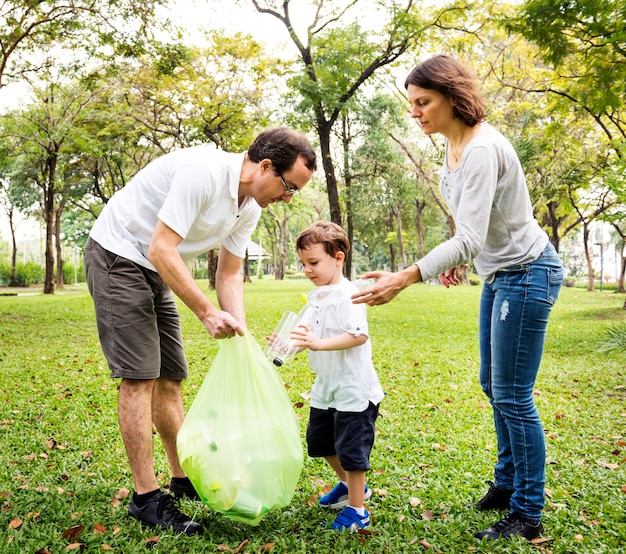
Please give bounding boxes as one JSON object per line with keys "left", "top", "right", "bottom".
{"left": 247, "top": 127, "right": 317, "bottom": 174}
{"left": 404, "top": 55, "right": 486, "bottom": 126}
{"left": 296, "top": 221, "right": 350, "bottom": 259}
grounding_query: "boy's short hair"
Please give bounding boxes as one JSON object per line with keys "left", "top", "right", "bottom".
{"left": 296, "top": 221, "right": 350, "bottom": 259}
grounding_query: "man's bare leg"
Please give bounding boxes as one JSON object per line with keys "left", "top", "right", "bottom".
{"left": 152, "top": 377, "right": 185, "bottom": 478}
{"left": 118, "top": 378, "right": 159, "bottom": 494}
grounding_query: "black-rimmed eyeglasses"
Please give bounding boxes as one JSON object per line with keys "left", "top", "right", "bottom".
{"left": 279, "top": 174, "right": 300, "bottom": 196}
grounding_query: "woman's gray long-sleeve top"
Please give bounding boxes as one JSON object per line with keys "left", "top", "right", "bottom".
{"left": 416, "top": 123, "right": 549, "bottom": 284}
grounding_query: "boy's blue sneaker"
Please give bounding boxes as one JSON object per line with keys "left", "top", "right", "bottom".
{"left": 319, "top": 482, "right": 372, "bottom": 509}
{"left": 331, "top": 506, "right": 370, "bottom": 532}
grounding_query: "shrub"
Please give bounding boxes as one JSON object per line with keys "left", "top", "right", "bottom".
{"left": 0, "top": 262, "right": 45, "bottom": 286}
{"left": 62, "top": 261, "right": 86, "bottom": 284}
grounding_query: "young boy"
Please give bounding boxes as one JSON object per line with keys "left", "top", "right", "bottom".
{"left": 291, "top": 221, "right": 384, "bottom": 532}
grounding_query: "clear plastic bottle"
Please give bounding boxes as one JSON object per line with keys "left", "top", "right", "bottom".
{"left": 264, "top": 303, "right": 313, "bottom": 366}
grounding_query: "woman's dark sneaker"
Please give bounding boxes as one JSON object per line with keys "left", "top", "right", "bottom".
{"left": 474, "top": 481, "right": 513, "bottom": 511}
{"left": 128, "top": 491, "right": 202, "bottom": 535}
{"left": 474, "top": 512, "right": 542, "bottom": 540}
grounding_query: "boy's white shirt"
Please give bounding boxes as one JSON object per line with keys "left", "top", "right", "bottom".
{"left": 306, "top": 278, "right": 384, "bottom": 412}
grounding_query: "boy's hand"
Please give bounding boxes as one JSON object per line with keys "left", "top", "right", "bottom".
{"left": 291, "top": 324, "right": 321, "bottom": 351}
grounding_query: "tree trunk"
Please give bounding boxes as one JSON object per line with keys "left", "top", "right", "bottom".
{"left": 54, "top": 199, "right": 67, "bottom": 289}
{"left": 317, "top": 120, "right": 342, "bottom": 227}
{"left": 243, "top": 248, "right": 251, "bottom": 283}
{"left": 42, "top": 148, "right": 59, "bottom": 295}
{"left": 274, "top": 226, "right": 287, "bottom": 281}
{"left": 268, "top": 206, "right": 291, "bottom": 281}
{"left": 395, "top": 205, "right": 407, "bottom": 269}
{"left": 583, "top": 224, "right": 594, "bottom": 291}
{"left": 43, "top": 166, "right": 56, "bottom": 295}
{"left": 612, "top": 227, "right": 625, "bottom": 293}
{"left": 8, "top": 208, "right": 18, "bottom": 286}
{"left": 389, "top": 243, "right": 397, "bottom": 273}
{"left": 208, "top": 249, "right": 218, "bottom": 290}
{"left": 414, "top": 197, "right": 426, "bottom": 259}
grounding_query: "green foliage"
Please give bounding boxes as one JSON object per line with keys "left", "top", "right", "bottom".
{"left": 0, "top": 282, "right": 624, "bottom": 552}
{"left": 506, "top": 0, "right": 626, "bottom": 153}
{"left": 0, "top": 0, "right": 169, "bottom": 86}
{"left": 599, "top": 321, "right": 626, "bottom": 353}
{"left": 61, "top": 261, "right": 85, "bottom": 285}
{"left": 153, "top": 42, "right": 193, "bottom": 76}
{"left": 0, "top": 261, "right": 44, "bottom": 286}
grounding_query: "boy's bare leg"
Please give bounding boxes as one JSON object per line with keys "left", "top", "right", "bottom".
{"left": 325, "top": 456, "right": 367, "bottom": 508}
{"left": 325, "top": 455, "right": 347, "bottom": 482}
{"left": 346, "top": 470, "right": 366, "bottom": 508}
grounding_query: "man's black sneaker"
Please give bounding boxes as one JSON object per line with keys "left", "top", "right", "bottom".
{"left": 128, "top": 491, "right": 202, "bottom": 535}
{"left": 170, "top": 478, "right": 201, "bottom": 501}
{"left": 474, "top": 512, "right": 542, "bottom": 540}
{"left": 474, "top": 481, "right": 514, "bottom": 511}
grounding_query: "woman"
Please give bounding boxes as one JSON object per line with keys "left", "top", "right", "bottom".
{"left": 353, "top": 55, "right": 563, "bottom": 541}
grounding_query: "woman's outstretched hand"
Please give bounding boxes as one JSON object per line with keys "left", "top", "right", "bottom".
{"left": 351, "top": 269, "right": 418, "bottom": 306}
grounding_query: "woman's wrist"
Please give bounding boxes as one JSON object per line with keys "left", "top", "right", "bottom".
{"left": 402, "top": 263, "right": 422, "bottom": 286}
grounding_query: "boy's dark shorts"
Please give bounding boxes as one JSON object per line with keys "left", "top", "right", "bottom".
{"left": 306, "top": 402, "right": 379, "bottom": 472}
{"left": 84, "top": 237, "right": 188, "bottom": 380}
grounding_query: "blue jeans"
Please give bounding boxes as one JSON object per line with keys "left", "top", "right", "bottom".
{"left": 479, "top": 243, "right": 563, "bottom": 523}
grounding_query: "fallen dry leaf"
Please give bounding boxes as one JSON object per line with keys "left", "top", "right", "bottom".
{"left": 144, "top": 536, "right": 159, "bottom": 545}
{"left": 233, "top": 539, "right": 250, "bottom": 554}
{"left": 260, "top": 542, "right": 276, "bottom": 552}
{"left": 530, "top": 537, "right": 553, "bottom": 545}
{"left": 8, "top": 517, "right": 22, "bottom": 529}
{"left": 62, "top": 525, "right": 85, "bottom": 541}
{"left": 101, "top": 545, "right": 114, "bottom": 551}
{"left": 115, "top": 488, "right": 130, "bottom": 499}
{"left": 64, "top": 544, "right": 85, "bottom": 551}
{"left": 93, "top": 523, "right": 106, "bottom": 535}
{"left": 596, "top": 460, "right": 619, "bottom": 470}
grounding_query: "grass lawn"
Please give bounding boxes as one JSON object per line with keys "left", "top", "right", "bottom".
{"left": 0, "top": 280, "right": 625, "bottom": 553}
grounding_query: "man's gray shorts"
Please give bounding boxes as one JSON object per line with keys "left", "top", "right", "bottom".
{"left": 84, "top": 237, "right": 188, "bottom": 380}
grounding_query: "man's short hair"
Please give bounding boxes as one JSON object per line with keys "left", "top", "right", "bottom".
{"left": 248, "top": 127, "right": 317, "bottom": 174}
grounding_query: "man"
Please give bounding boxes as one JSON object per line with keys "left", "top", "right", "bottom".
{"left": 84, "top": 127, "right": 317, "bottom": 535}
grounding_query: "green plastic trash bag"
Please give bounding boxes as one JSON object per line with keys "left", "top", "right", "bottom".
{"left": 176, "top": 331, "right": 304, "bottom": 525}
